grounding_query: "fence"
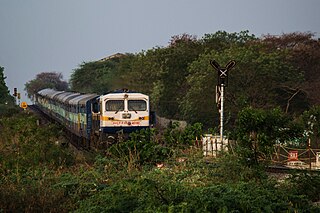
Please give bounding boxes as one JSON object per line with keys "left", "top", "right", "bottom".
{"left": 272, "top": 144, "right": 320, "bottom": 170}
{"left": 202, "top": 134, "right": 229, "bottom": 157}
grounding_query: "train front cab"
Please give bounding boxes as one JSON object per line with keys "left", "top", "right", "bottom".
{"left": 97, "top": 91, "right": 151, "bottom": 143}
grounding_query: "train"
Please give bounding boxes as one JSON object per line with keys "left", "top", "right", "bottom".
{"left": 35, "top": 88, "right": 156, "bottom": 150}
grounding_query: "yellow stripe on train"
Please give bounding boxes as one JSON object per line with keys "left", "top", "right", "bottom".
{"left": 101, "top": 116, "right": 149, "bottom": 121}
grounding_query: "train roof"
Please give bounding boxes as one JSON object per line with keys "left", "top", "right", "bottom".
{"left": 59, "top": 92, "right": 81, "bottom": 103}
{"left": 53, "top": 92, "right": 74, "bottom": 102}
{"left": 101, "top": 92, "right": 148, "bottom": 100}
{"left": 37, "top": 88, "right": 54, "bottom": 96}
{"left": 37, "top": 88, "right": 65, "bottom": 98}
{"left": 105, "top": 89, "right": 138, "bottom": 94}
{"left": 64, "top": 93, "right": 82, "bottom": 103}
{"left": 69, "top": 94, "right": 98, "bottom": 105}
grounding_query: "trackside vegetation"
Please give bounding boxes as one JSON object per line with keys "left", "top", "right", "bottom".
{"left": 1, "top": 111, "right": 320, "bottom": 212}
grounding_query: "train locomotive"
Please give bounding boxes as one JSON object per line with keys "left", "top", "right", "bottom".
{"left": 35, "top": 88, "right": 155, "bottom": 150}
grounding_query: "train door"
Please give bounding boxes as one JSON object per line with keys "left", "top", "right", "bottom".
{"left": 91, "top": 99, "right": 100, "bottom": 133}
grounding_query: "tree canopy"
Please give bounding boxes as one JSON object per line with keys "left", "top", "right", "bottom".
{"left": 69, "top": 31, "right": 320, "bottom": 131}
{"left": 0, "top": 66, "right": 14, "bottom": 105}
{"left": 25, "top": 72, "right": 68, "bottom": 101}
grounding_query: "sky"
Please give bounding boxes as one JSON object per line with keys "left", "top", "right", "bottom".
{"left": 1, "top": 0, "right": 320, "bottom": 104}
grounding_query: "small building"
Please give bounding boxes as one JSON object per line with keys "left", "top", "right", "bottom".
{"left": 98, "top": 53, "right": 125, "bottom": 62}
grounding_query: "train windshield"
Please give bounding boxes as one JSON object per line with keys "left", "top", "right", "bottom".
{"left": 128, "top": 100, "right": 147, "bottom": 111}
{"left": 105, "top": 100, "right": 124, "bottom": 111}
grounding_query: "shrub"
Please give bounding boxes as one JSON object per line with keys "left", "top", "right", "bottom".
{"left": 0, "top": 104, "right": 20, "bottom": 117}
{"left": 108, "top": 128, "right": 173, "bottom": 167}
{"left": 0, "top": 113, "right": 77, "bottom": 212}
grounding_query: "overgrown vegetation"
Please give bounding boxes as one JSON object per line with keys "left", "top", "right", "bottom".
{"left": 0, "top": 113, "right": 76, "bottom": 211}
{"left": 1, "top": 111, "right": 320, "bottom": 212}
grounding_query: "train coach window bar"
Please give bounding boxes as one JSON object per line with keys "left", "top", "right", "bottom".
{"left": 106, "top": 100, "right": 124, "bottom": 111}
{"left": 128, "top": 100, "right": 147, "bottom": 111}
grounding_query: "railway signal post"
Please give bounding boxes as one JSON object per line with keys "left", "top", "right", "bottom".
{"left": 210, "top": 60, "right": 236, "bottom": 149}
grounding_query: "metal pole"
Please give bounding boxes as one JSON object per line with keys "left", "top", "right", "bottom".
{"left": 220, "top": 84, "right": 224, "bottom": 148}
{"left": 309, "top": 138, "right": 311, "bottom": 171}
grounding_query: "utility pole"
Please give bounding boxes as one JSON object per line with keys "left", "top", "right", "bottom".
{"left": 210, "top": 60, "right": 236, "bottom": 147}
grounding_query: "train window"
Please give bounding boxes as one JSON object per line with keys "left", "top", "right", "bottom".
{"left": 106, "top": 100, "right": 124, "bottom": 111}
{"left": 128, "top": 100, "right": 147, "bottom": 111}
{"left": 80, "top": 105, "right": 85, "bottom": 113}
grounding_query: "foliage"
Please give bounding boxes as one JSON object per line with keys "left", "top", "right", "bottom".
{"left": 24, "top": 72, "right": 68, "bottom": 101}
{"left": 261, "top": 32, "right": 320, "bottom": 106}
{"left": 70, "top": 54, "right": 134, "bottom": 94}
{"left": 75, "top": 151, "right": 317, "bottom": 213}
{"left": 285, "top": 173, "right": 320, "bottom": 202}
{"left": 0, "top": 113, "right": 76, "bottom": 212}
{"left": 163, "top": 122, "right": 203, "bottom": 146}
{"left": 1, "top": 111, "right": 319, "bottom": 212}
{"left": 0, "top": 66, "right": 15, "bottom": 105}
{"left": 200, "top": 30, "right": 257, "bottom": 52}
{"left": 108, "top": 128, "right": 173, "bottom": 167}
{"left": 69, "top": 31, "right": 319, "bottom": 126}
{"left": 300, "top": 105, "right": 320, "bottom": 146}
{"left": 0, "top": 104, "right": 20, "bottom": 117}
{"left": 182, "top": 43, "right": 304, "bottom": 128}
{"left": 234, "top": 107, "right": 303, "bottom": 165}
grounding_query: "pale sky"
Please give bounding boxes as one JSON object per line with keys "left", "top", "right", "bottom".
{"left": 1, "top": 0, "right": 320, "bottom": 103}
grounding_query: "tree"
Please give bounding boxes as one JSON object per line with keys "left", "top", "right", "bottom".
{"left": 68, "top": 31, "right": 319, "bottom": 125}
{"left": 200, "top": 30, "right": 256, "bottom": 52}
{"left": 235, "top": 107, "right": 297, "bottom": 165}
{"left": 25, "top": 72, "right": 68, "bottom": 101}
{"left": 181, "top": 40, "right": 306, "bottom": 128}
{"left": 109, "top": 35, "right": 203, "bottom": 118}
{"left": 0, "top": 66, "right": 14, "bottom": 105}
{"left": 301, "top": 106, "right": 320, "bottom": 148}
{"left": 260, "top": 32, "right": 320, "bottom": 106}
{"left": 70, "top": 55, "right": 128, "bottom": 94}
{"left": 0, "top": 66, "right": 17, "bottom": 117}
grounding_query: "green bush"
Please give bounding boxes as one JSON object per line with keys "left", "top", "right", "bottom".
{"left": 75, "top": 158, "right": 316, "bottom": 213}
{"left": 108, "top": 128, "right": 173, "bottom": 167}
{"left": 0, "top": 104, "right": 20, "bottom": 117}
{"left": 285, "top": 173, "right": 320, "bottom": 202}
{"left": 0, "top": 113, "right": 77, "bottom": 212}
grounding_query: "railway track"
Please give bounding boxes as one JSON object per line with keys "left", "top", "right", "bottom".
{"left": 267, "top": 165, "right": 320, "bottom": 174}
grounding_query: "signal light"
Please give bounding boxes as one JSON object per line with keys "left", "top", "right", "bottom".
{"left": 13, "top": 88, "right": 17, "bottom": 97}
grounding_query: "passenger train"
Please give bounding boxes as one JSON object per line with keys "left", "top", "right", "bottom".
{"left": 35, "top": 88, "right": 155, "bottom": 150}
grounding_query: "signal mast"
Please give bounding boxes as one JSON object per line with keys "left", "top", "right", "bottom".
{"left": 210, "top": 60, "right": 236, "bottom": 146}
